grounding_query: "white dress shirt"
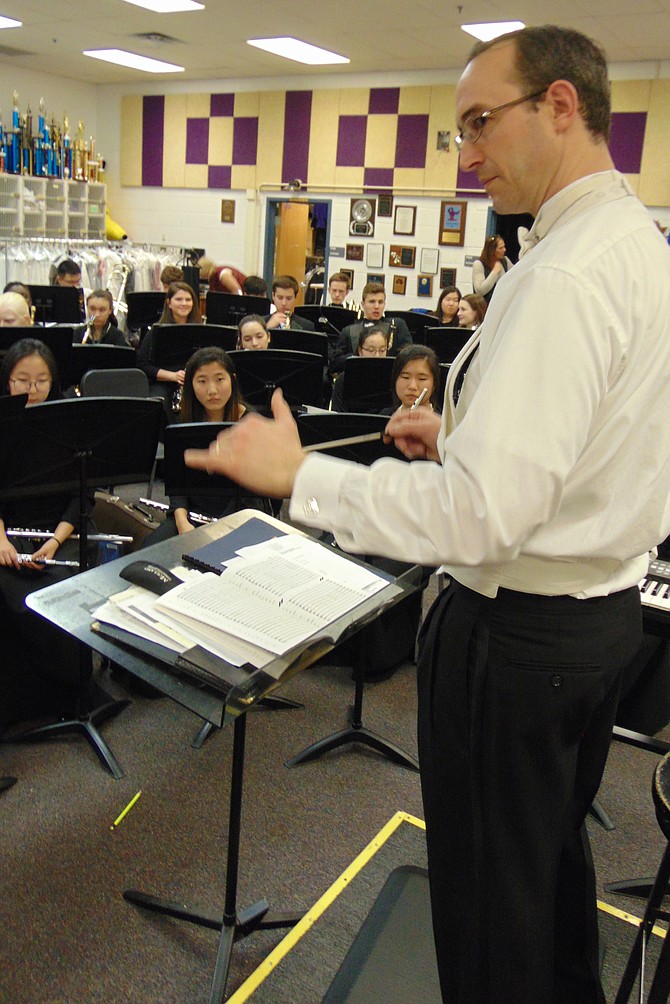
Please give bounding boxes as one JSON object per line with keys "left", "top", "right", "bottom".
{"left": 290, "top": 172, "right": 670, "bottom": 598}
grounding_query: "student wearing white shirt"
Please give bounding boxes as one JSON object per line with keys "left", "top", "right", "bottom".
{"left": 186, "top": 26, "right": 670, "bottom": 1004}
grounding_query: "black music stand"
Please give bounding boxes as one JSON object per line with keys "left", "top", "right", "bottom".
{"left": 287, "top": 413, "right": 420, "bottom": 772}
{"left": 205, "top": 292, "right": 270, "bottom": 326}
{"left": 0, "top": 397, "right": 163, "bottom": 778}
{"left": 423, "top": 326, "right": 472, "bottom": 364}
{"left": 229, "top": 348, "right": 325, "bottom": 413}
{"left": 385, "top": 309, "right": 432, "bottom": 342}
{"left": 125, "top": 292, "right": 166, "bottom": 337}
{"left": 28, "top": 285, "right": 83, "bottom": 324}
{"left": 150, "top": 323, "right": 238, "bottom": 372}
{"left": 0, "top": 327, "right": 74, "bottom": 391}
{"left": 340, "top": 356, "right": 394, "bottom": 413}
{"left": 293, "top": 304, "right": 358, "bottom": 333}
{"left": 268, "top": 328, "right": 329, "bottom": 364}
{"left": 25, "top": 515, "right": 419, "bottom": 1001}
{"left": 68, "top": 344, "right": 136, "bottom": 390}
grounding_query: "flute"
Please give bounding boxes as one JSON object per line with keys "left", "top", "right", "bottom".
{"left": 7, "top": 530, "right": 133, "bottom": 543}
{"left": 16, "top": 554, "right": 80, "bottom": 567}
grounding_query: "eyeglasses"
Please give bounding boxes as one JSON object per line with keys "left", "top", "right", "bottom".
{"left": 454, "top": 90, "right": 546, "bottom": 148}
{"left": 10, "top": 377, "right": 52, "bottom": 392}
{"left": 359, "top": 345, "right": 388, "bottom": 357}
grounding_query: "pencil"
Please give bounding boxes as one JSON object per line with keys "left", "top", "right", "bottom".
{"left": 110, "top": 790, "right": 142, "bottom": 830}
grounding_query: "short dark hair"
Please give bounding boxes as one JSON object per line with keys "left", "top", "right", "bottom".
{"left": 468, "top": 25, "right": 611, "bottom": 142}
{"left": 1, "top": 337, "right": 62, "bottom": 400}
{"left": 160, "top": 265, "right": 184, "bottom": 286}
{"left": 271, "top": 275, "right": 299, "bottom": 296}
{"left": 390, "top": 345, "right": 441, "bottom": 411}
{"left": 180, "top": 346, "right": 246, "bottom": 422}
{"left": 361, "top": 282, "right": 386, "bottom": 301}
{"left": 358, "top": 324, "right": 390, "bottom": 353}
{"left": 56, "top": 258, "right": 81, "bottom": 278}
{"left": 328, "top": 272, "right": 352, "bottom": 290}
{"left": 243, "top": 275, "right": 268, "bottom": 296}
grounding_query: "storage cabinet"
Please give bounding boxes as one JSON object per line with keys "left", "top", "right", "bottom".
{"left": 0, "top": 177, "right": 105, "bottom": 238}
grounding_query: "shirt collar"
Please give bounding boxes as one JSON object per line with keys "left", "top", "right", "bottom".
{"left": 518, "top": 171, "right": 632, "bottom": 258}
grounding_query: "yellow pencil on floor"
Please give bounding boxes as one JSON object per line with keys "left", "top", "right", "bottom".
{"left": 110, "top": 790, "right": 142, "bottom": 830}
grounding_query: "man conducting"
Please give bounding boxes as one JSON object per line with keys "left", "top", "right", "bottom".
{"left": 187, "top": 26, "right": 670, "bottom": 1004}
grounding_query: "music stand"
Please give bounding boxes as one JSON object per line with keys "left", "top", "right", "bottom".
{"left": 341, "top": 356, "right": 394, "bottom": 413}
{"left": 293, "top": 304, "right": 357, "bottom": 333}
{"left": 385, "top": 309, "right": 433, "bottom": 343}
{"left": 267, "top": 328, "right": 329, "bottom": 364}
{"left": 125, "top": 292, "right": 166, "bottom": 336}
{"left": 0, "top": 327, "right": 74, "bottom": 391}
{"left": 287, "top": 413, "right": 419, "bottom": 772}
{"left": 68, "top": 345, "right": 136, "bottom": 390}
{"left": 229, "top": 349, "right": 324, "bottom": 413}
{"left": 205, "top": 292, "right": 270, "bottom": 326}
{"left": 28, "top": 285, "right": 83, "bottom": 324}
{"left": 0, "top": 396, "right": 163, "bottom": 778}
{"left": 423, "top": 326, "right": 472, "bottom": 364}
{"left": 150, "top": 324, "right": 238, "bottom": 372}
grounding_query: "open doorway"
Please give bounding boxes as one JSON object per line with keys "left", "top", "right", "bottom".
{"left": 263, "top": 198, "right": 332, "bottom": 304}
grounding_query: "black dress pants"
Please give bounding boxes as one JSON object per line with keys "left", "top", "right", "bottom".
{"left": 417, "top": 581, "right": 642, "bottom": 1004}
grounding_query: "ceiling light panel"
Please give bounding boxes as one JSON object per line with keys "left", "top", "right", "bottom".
{"left": 0, "top": 15, "right": 22, "bottom": 28}
{"left": 461, "top": 21, "right": 525, "bottom": 42}
{"left": 121, "top": 0, "right": 204, "bottom": 11}
{"left": 247, "top": 36, "right": 349, "bottom": 65}
{"left": 83, "top": 48, "right": 185, "bottom": 72}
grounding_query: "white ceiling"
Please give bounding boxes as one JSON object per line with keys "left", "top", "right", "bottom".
{"left": 1, "top": 0, "right": 670, "bottom": 85}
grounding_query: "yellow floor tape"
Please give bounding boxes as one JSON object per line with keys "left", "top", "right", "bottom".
{"left": 227, "top": 810, "right": 666, "bottom": 1002}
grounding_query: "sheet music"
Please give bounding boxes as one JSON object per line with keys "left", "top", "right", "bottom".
{"left": 156, "top": 535, "right": 389, "bottom": 656}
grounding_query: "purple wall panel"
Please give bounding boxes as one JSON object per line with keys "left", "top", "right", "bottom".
{"left": 336, "top": 115, "right": 367, "bottom": 167}
{"left": 141, "top": 95, "right": 164, "bottom": 187}
{"left": 395, "top": 114, "right": 429, "bottom": 169}
{"left": 281, "top": 91, "right": 312, "bottom": 183}
{"left": 208, "top": 165, "right": 232, "bottom": 189}
{"left": 364, "top": 167, "right": 394, "bottom": 188}
{"left": 186, "top": 118, "right": 209, "bottom": 165}
{"left": 233, "top": 117, "right": 259, "bottom": 165}
{"left": 369, "top": 88, "right": 400, "bottom": 114}
{"left": 210, "top": 93, "right": 235, "bottom": 117}
{"left": 610, "top": 111, "right": 647, "bottom": 174}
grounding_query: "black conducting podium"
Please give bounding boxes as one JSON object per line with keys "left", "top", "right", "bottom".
{"left": 0, "top": 396, "right": 162, "bottom": 778}
{"left": 24, "top": 513, "right": 422, "bottom": 1002}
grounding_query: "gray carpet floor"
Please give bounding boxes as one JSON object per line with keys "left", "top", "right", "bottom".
{"left": 1, "top": 485, "right": 669, "bottom": 1003}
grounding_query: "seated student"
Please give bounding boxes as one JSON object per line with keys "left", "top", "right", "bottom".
{"left": 432, "top": 286, "right": 462, "bottom": 327}
{"left": 136, "top": 281, "right": 201, "bottom": 414}
{"left": 53, "top": 258, "right": 89, "bottom": 319}
{"left": 160, "top": 265, "right": 184, "bottom": 291}
{"left": 265, "top": 275, "right": 315, "bottom": 331}
{"left": 242, "top": 275, "right": 268, "bottom": 297}
{"left": 0, "top": 339, "right": 92, "bottom": 722}
{"left": 381, "top": 344, "right": 441, "bottom": 415}
{"left": 237, "top": 314, "right": 271, "bottom": 350}
{"left": 3, "top": 283, "right": 35, "bottom": 323}
{"left": 0, "top": 291, "right": 32, "bottom": 327}
{"left": 73, "top": 289, "right": 127, "bottom": 346}
{"left": 144, "top": 347, "right": 270, "bottom": 544}
{"left": 198, "top": 256, "right": 247, "bottom": 294}
{"left": 327, "top": 271, "right": 357, "bottom": 310}
{"left": 330, "top": 325, "right": 389, "bottom": 412}
{"left": 458, "top": 292, "right": 488, "bottom": 329}
{"left": 331, "top": 282, "right": 412, "bottom": 375}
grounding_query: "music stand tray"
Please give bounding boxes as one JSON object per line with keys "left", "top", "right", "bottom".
{"left": 125, "top": 292, "right": 166, "bottom": 334}
{"left": 69, "top": 344, "right": 136, "bottom": 389}
{"left": 150, "top": 324, "right": 238, "bottom": 371}
{"left": 293, "top": 305, "right": 357, "bottom": 334}
{"left": 28, "top": 285, "right": 82, "bottom": 324}
{"left": 0, "top": 327, "right": 74, "bottom": 393}
{"left": 205, "top": 292, "right": 270, "bottom": 326}
{"left": 0, "top": 397, "right": 163, "bottom": 778}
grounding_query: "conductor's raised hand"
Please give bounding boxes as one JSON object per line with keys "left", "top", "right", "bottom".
{"left": 385, "top": 407, "right": 442, "bottom": 462}
{"left": 184, "top": 388, "right": 305, "bottom": 499}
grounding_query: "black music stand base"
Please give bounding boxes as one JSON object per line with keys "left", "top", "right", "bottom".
{"left": 124, "top": 713, "right": 302, "bottom": 1004}
{"left": 285, "top": 668, "right": 419, "bottom": 773}
{"left": 7, "top": 692, "right": 129, "bottom": 781}
{"left": 191, "top": 694, "right": 304, "bottom": 750}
